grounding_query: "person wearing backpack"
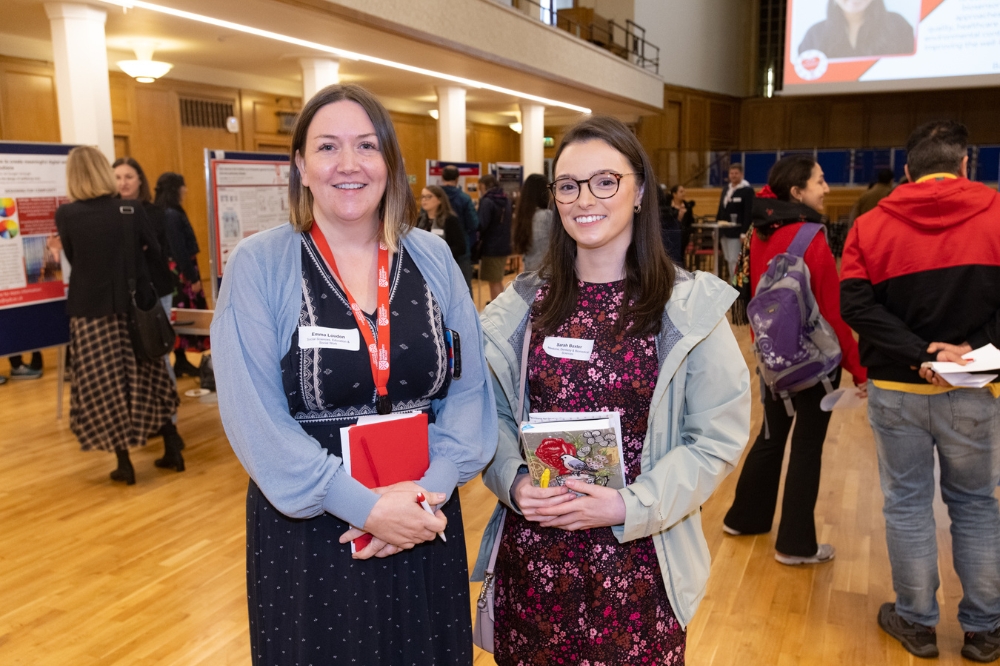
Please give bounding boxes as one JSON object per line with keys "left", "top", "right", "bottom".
{"left": 723, "top": 154, "right": 866, "bottom": 565}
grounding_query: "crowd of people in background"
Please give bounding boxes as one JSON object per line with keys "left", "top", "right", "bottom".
{"left": 6, "top": 79, "right": 999, "bottom": 665}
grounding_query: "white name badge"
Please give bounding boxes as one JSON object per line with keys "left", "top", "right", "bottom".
{"left": 543, "top": 336, "right": 595, "bottom": 361}
{"left": 298, "top": 326, "right": 360, "bottom": 351}
{"left": 431, "top": 227, "right": 445, "bottom": 237}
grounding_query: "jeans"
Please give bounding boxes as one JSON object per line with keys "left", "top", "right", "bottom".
{"left": 724, "top": 369, "right": 840, "bottom": 556}
{"left": 868, "top": 383, "right": 1000, "bottom": 631}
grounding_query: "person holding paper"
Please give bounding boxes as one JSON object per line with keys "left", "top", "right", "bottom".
{"left": 475, "top": 116, "right": 751, "bottom": 664}
{"left": 841, "top": 120, "right": 1000, "bottom": 662}
{"left": 211, "top": 84, "right": 497, "bottom": 666}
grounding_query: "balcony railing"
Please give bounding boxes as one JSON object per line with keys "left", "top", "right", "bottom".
{"left": 497, "top": 0, "right": 660, "bottom": 74}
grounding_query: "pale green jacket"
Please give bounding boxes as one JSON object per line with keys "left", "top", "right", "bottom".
{"left": 471, "top": 269, "right": 751, "bottom": 628}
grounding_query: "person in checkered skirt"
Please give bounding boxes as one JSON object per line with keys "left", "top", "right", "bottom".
{"left": 55, "top": 146, "right": 182, "bottom": 485}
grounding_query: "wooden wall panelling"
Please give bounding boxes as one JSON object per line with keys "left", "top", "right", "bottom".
{"left": 826, "top": 100, "right": 866, "bottom": 148}
{"left": 239, "top": 89, "right": 299, "bottom": 154}
{"left": 708, "top": 99, "right": 738, "bottom": 149}
{"left": 961, "top": 88, "right": 1000, "bottom": 145}
{"left": 389, "top": 111, "right": 437, "bottom": 197}
{"left": 0, "top": 57, "right": 60, "bottom": 143}
{"left": 742, "top": 99, "right": 786, "bottom": 150}
{"left": 866, "top": 100, "right": 913, "bottom": 148}
{"left": 130, "top": 86, "right": 183, "bottom": 182}
{"left": 467, "top": 123, "right": 519, "bottom": 174}
{"left": 787, "top": 101, "right": 828, "bottom": 149}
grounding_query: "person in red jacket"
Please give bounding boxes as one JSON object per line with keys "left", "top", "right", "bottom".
{"left": 724, "top": 154, "right": 866, "bottom": 566}
{"left": 841, "top": 120, "right": 1000, "bottom": 662}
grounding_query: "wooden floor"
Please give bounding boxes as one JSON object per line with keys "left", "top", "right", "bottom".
{"left": 0, "top": 290, "right": 990, "bottom": 665}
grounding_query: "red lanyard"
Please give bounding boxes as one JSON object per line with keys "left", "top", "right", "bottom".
{"left": 309, "top": 224, "right": 392, "bottom": 415}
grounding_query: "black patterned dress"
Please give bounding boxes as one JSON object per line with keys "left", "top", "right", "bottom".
{"left": 245, "top": 234, "right": 471, "bottom": 665}
{"left": 493, "top": 280, "right": 687, "bottom": 666}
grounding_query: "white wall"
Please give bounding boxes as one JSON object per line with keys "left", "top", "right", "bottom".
{"left": 634, "top": 0, "right": 753, "bottom": 97}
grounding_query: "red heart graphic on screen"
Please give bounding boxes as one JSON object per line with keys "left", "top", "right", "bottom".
{"left": 803, "top": 57, "right": 820, "bottom": 71}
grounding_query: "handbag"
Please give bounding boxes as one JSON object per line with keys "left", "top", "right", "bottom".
{"left": 472, "top": 320, "right": 531, "bottom": 653}
{"left": 121, "top": 204, "right": 176, "bottom": 362}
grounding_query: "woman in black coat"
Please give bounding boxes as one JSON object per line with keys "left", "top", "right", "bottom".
{"left": 154, "top": 172, "right": 208, "bottom": 376}
{"left": 114, "top": 157, "right": 187, "bottom": 460}
{"left": 56, "top": 146, "right": 181, "bottom": 484}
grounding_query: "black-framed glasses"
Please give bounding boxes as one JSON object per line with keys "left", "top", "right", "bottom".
{"left": 548, "top": 172, "right": 642, "bottom": 204}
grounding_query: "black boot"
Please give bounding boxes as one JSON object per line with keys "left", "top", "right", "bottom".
{"left": 173, "top": 350, "right": 199, "bottom": 377}
{"left": 110, "top": 448, "right": 136, "bottom": 485}
{"left": 155, "top": 422, "right": 186, "bottom": 472}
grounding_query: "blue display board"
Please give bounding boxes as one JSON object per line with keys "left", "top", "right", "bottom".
{"left": 0, "top": 141, "right": 74, "bottom": 357}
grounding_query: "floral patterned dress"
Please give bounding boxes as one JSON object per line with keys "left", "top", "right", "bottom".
{"left": 493, "top": 280, "right": 686, "bottom": 666}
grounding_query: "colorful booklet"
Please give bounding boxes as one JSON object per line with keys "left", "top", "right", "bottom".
{"left": 340, "top": 411, "right": 429, "bottom": 553}
{"left": 519, "top": 412, "right": 626, "bottom": 490}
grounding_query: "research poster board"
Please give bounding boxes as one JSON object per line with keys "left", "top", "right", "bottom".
{"left": 426, "top": 160, "right": 481, "bottom": 196}
{"left": 0, "top": 142, "right": 73, "bottom": 357}
{"left": 206, "top": 150, "right": 290, "bottom": 299}
{"left": 784, "top": 0, "right": 1000, "bottom": 94}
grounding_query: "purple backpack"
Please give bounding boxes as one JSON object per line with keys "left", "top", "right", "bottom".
{"left": 747, "top": 223, "right": 842, "bottom": 415}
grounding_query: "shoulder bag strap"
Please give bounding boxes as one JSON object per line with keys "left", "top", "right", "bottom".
{"left": 120, "top": 204, "right": 138, "bottom": 295}
{"left": 786, "top": 222, "right": 823, "bottom": 258}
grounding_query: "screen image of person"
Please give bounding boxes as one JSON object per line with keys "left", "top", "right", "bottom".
{"left": 797, "top": 0, "right": 916, "bottom": 60}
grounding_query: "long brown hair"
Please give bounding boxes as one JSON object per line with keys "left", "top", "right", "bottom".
{"left": 512, "top": 173, "right": 550, "bottom": 255}
{"left": 535, "top": 116, "right": 674, "bottom": 338}
{"left": 288, "top": 84, "right": 416, "bottom": 251}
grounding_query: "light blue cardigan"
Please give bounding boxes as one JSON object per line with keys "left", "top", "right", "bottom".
{"left": 211, "top": 223, "right": 498, "bottom": 529}
{"left": 473, "top": 269, "right": 751, "bottom": 628}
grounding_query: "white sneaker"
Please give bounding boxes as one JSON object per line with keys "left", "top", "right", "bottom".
{"left": 722, "top": 523, "right": 742, "bottom": 536}
{"left": 775, "top": 543, "right": 835, "bottom": 565}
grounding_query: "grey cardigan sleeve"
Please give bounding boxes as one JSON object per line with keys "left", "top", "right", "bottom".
{"left": 211, "top": 243, "right": 380, "bottom": 528}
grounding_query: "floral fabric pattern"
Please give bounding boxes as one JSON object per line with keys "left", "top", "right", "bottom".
{"left": 493, "top": 280, "right": 686, "bottom": 666}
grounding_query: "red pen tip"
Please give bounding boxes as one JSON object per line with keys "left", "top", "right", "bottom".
{"left": 415, "top": 493, "right": 425, "bottom": 502}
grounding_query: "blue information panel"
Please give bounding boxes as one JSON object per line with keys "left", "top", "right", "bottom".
{"left": 743, "top": 152, "right": 779, "bottom": 186}
{"left": 816, "top": 150, "right": 851, "bottom": 185}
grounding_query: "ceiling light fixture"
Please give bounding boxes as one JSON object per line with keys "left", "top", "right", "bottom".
{"left": 98, "top": 0, "right": 592, "bottom": 114}
{"left": 509, "top": 122, "right": 522, "bottom": 134}
{"left": 117, "top": 40, "right": 172, "bottom": 83}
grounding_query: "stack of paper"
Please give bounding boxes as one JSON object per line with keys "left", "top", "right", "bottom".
{"left": 928, "top": 343, "right": 1000, "bottom": 388}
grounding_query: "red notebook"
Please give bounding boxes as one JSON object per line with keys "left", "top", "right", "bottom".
{"left": 340, "top": 411, "right": 429, "bottom": 552}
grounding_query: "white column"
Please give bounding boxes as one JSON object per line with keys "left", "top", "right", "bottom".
{"left": 44, "top": 3, "right": 114, "bottom": 160}
{"left": 436, "top": 86, "right": 467, "bottom": 162}
{"left": 519, "top": 102, "right": 545, "bottom": 176}
{"left": 300, "top": 58, "right": 340, "bottom": 104}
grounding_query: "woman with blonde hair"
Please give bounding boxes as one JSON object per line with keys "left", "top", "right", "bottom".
{"left": 211, "top": 84, "right": 496, "bottom": 665}
{"left": 56, "top": 146, "right": 180, "bottom": 484}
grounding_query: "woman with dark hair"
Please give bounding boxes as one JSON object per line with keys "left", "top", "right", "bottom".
{"left": 798, "top": 0, "right": 915, "bottom": 60}
{"left": 154, "top": 172, "right": 206, "bottom": 376}
{"left": 511, "top": 173, "right": 552, "bottom": 272}
{"left": 56, "top": 146, "right": 180, "bottom": 484}
{"left": 723, "top": 154, "right": 866, "bottom": 565}
{"left": 418, "top": 184, "right": 467, "bottom": 262}
{"left": 114, "top": 157, "right": 187, "bottom": 462}
{"left": 211, "top": 84, "right": 496, "bottom": 665}
{"left": 475, "top": 116, "right": 751, "bottom": 664}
